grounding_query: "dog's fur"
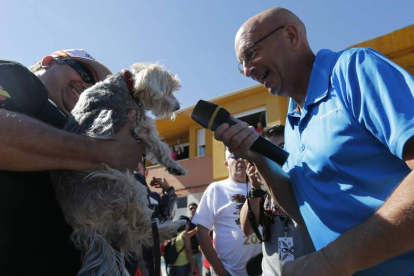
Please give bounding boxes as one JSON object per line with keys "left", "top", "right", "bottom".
{"left": 51, "top": 63, "right": 187, "bottom": 276}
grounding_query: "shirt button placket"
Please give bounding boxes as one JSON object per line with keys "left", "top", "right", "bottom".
{"left": 301, "top": 131, "right": 307, "bottom": 173}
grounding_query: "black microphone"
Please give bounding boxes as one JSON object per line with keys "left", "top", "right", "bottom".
{"left": 191, "top": 100, "right": 289, "bottom": 166}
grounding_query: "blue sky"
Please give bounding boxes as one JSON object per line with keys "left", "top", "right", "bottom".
{"left": 1, "top": 0, "right": 414, "bottom": 109}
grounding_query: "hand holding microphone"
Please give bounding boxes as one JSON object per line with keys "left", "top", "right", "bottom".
{"left": 191, "top": 100, "right": 289, "bottom": 166}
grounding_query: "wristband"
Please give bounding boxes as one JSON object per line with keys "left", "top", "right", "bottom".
{"left": 249, "top": 187, "right": 266, "bottom": 198}
{"left": 162, "top": 186, "right": 174, "bottom": 195}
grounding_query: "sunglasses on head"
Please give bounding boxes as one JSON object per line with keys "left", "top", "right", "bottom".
{"left": 58, "top": 58, "right": 96, "bottom": 84}
{"left": 228, "top": 154, "right": 241, "bottom": 160}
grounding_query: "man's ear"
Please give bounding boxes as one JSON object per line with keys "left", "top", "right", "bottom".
{"left": 41, "top": 56, "right": 55, "bottom": 69}
{"left": 284, "top": 25, "right": 300, "bottom": 51}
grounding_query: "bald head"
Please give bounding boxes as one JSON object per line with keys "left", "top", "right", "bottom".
{"left": 236, "top": 7, "right": 307, "bottom": 52}
{"left": 234, "top": 7, "right": 315, "bottom": 105}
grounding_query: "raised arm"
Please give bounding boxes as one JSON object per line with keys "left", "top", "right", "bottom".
{"left": 240, "top": 162, "right": 263, "bottom": 236}
{"left": 0, "top": 109, "right": 142, "bottom": 172}
{"left": 150, "top": 177, "right": 178, "bottom": 222}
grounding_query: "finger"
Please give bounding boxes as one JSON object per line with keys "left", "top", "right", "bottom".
{"left": 214, "top": 123, "right": 230, "bottom": 142}
{"left": 236, "top": 126, "right": 259, "bottom": 152}
{"left": 246, "top": 162, "right": 256, "bottom": 171}
{"left": 248, "top": 166, "right": 255, "bottom": 175}
{"left": 222, "top": 122, "right": 251, "bottom": 152}
{"left": 149, "top": 181, "right": 160, "bottom": 188}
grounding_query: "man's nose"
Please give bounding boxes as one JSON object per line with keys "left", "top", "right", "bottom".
{"left": 244, "top": 64, "right": 254, "bottom": 78}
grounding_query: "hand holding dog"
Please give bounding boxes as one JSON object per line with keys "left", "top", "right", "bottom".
{"left": 100, "top": 109, "right": 144, "bottom": 172}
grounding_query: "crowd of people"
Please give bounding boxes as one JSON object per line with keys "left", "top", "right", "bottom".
{"left": 1, "top": 5, "right": 414, "bottom": 276}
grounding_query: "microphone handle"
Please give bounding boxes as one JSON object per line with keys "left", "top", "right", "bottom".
{"left": 227, "top": 119, "right": 289, "bottom": 166}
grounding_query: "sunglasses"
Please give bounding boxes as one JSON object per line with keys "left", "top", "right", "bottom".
{"left": 189, "top": 207, "right": 196, "bottom": 211}
{"left": 58, "top": 58, "right": 96, "bottom": 84}
{"left": 228, "top": 154, "right": 241, "bottom": 160}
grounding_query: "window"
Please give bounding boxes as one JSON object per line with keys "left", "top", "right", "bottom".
{"left": 235, "top": 107, "right": 267, "bottom": 133}
{"left": 197, "top": 128, "right": 206, "bottom": 157}
{"left": 176, "top": 142, "right": 189, "bottom": 160}
{"left": 177, "top": 196, "right": 188, "bottom": 209}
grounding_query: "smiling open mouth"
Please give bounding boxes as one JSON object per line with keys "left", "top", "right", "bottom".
{"left": 259, "top": 70, "right": 270, "bottom": 83}
{"left": 71, "top": 86, "right": 81, "bottom": 99}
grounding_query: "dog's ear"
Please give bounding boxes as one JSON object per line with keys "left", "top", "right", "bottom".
{"left": 129, "top": 63, "right": 181, "bottom": 119}
{"left": 167, "top": 73, "right": 181, "bottom": 96}
{"left": 130, "top": 63, "right": 180, "bottom": 100}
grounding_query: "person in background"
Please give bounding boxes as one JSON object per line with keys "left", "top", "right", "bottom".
{"left": 193, "top": 148, "right": 262, "bottom": 276}
{"left": 255, "top": 122, "right": 264, "bottom": 134}
{"left": 188, "top": 202, "right": 203, "bottom": 275}
{"left": 177, "top": 145, "right": 186, "bottom": 160}
{"left": 240, "top": 125, "right": 315, "bottom": 275}
{"left": 169, "top": 215, "right": 196, "bottom": 276}
{"left": 170, "top": 145, "right": 178, "bottom": 161}
{"left": 126, "top": 161, "right": 178, "bottom": 276}
{"left": 215, "top": 6, "right": 414, "bottom": 275}
{"left": 0, "top": 49, "right": 143, "bottom": 275}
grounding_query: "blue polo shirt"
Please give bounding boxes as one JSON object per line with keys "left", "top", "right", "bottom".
{"left": 284, "top": 48, "right": 414, "bottom": 275}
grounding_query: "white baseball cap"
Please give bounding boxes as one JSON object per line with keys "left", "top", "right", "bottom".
{"left": 47, "top": 49, "right": 112, "bottom": 82}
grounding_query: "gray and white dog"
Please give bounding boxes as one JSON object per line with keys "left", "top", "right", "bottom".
{"left": 51, "top": 63, "right": 187, "bottom": 276}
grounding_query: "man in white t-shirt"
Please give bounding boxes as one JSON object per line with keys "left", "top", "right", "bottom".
{"left": 193, "top": 149, "right": 262, "bottom": 276}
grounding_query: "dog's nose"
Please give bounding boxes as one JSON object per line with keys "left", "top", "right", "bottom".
{"left": 174, "top": 103, "right": 180, "bottom": 111}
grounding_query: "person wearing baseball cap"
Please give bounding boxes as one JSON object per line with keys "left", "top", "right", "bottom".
{"left": 30, "top": 49, "right": 112, "bottom": 116}
{"left": 0, "top": 50, "right": 143, "bottom": 275}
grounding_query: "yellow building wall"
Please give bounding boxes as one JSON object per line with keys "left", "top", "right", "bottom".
{"left": 205, "top": 129, "right": 213, "bottom": 156}
{"left": 350, "top": 24, "right": 414, "bottom": 75}
{"left": 189, "top": 124, "right": 197, "bottom": 159}
{"left": 188, "top": 126, "right": 213, "bottom": 159}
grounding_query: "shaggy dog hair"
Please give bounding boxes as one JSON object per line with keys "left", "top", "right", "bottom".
{"left": 51, "top": 63, "right": 187, "bottom": 276}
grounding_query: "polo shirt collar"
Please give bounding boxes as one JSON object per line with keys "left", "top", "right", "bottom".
{"left": 287, "top": 49, "right": 336, "bottom": 117}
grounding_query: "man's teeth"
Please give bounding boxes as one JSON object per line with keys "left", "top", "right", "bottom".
{"left": 71, "top": 88, "right": 80, "bottom": 98}
{"left": 260, "top": 71, "right": 269, "bottom": 82}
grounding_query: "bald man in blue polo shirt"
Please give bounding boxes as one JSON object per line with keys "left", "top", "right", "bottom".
{"left": 214, "top": 7, "right": 414, "bottom": 276}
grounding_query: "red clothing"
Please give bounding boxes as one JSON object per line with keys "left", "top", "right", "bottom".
{"left": 203, "top": 258, "right": 211, "bottom": 269}
{"left": 171, "top": 151, "right": 178, "bottom": 160}
{"left": 255, "top": 127, "right": 264, "bottom": 134}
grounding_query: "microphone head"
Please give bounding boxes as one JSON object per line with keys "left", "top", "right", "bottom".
{"left": 192, "top": 100, "right": 230, "bottom": 131}
{"left": 191, "top": 100, "right": 217, "bottom": 129}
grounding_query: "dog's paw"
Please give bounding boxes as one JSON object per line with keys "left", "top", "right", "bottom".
{"left": 167, "top": 167, "right": 187, "bottom": 176}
